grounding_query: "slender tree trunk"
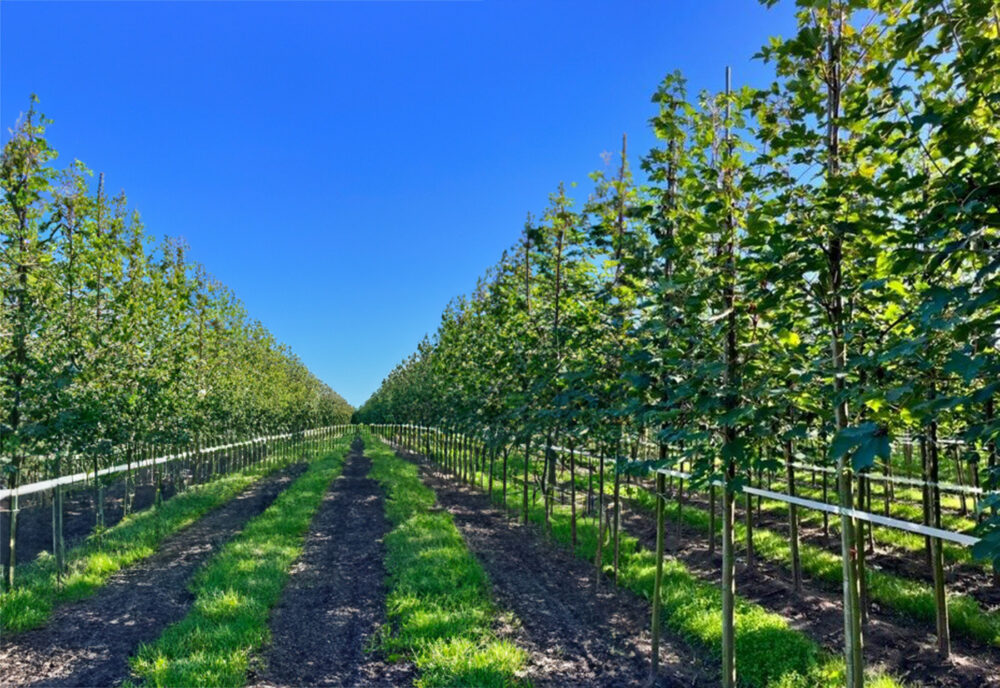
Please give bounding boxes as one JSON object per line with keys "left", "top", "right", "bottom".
{"left": 921, "top": 438, "right": 933, "bottom": 568}
{"left": 952, "top": 447, "right": 967, "bottom": 516}
{"left": 503, "top": 445, "right": 510, "bottom": 513}
{"left": 785, "top": 438, "right": 802, "bottom": 592}
{"left": 650, "top": 471, "right": 667, "bottom": 682}
{"left": 721, "top": 460, "right": 736, "bottom": 688}
{"left": 928, "top": 423, "right": 950, "bottom": 658}
{"left": 523, "top": 435, "right": 531, "bottom": 524}
{"left": 612, "top": 455, "right": 621, "bottom": 584}
{"left": 825, "top": 7, "right": 864, "bottom": 682}
{"left": 744, "top": 474, "right": 755, "bottom": 569}
{"left": 985, "top": 397, "right": 999, "bottom": 586}
{"left": 488, "top": 445, "right": 496, "bottom": 499}
{"left": 719, "top": 65, "right": 739, "bottom": 688}
{"left": 595, "top": 448, "right": 606, "bottom": 587}
{"left": 93, "top": 452, "right": 104, "bottom": 534}
{"left": 5, "top": 481, "right": 18, "bottom": 590}
{"left": 570, "top": 444, "right": 577, "bottom": 552}
{"left": 822, "top": 469, "right": 831, "bottom": 543}
{"left": 856, "top": 473, "right": 870, "bottom": 625}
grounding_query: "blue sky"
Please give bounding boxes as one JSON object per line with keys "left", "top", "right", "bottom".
{"left": 1, "top": 1, "right": 796, "bottom": 408}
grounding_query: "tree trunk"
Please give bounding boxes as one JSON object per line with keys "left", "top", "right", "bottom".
{"left": 570, "top": 444, "right": 577, "bottom": 552}
{"left": 650, "top": 471, "right": 667, "bottom": 682}
{"left": 522, "top": 436, "right": 531, "bottom": 524}
{"left": 785, "top": 438, "right": 802, "bottom": 592}
{"left": 928, "top": 424, "right": 950, "bottom": 658}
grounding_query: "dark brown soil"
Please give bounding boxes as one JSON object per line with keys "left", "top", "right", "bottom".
{"left": 3, "top": 479, "right": 178, "bottom": 566}
{"left": 407, "top": 451, "right": 716, "bottom": 688}
{"left": 0, "top": 463, "right": 307, "bottom": 688}
{"left": 614, "top": 493, "right": 1000, "bottom": 688}
{"left": 248, "top": 441, "right": 414, "bottom": 687}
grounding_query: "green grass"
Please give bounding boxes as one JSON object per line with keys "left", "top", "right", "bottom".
{"left": 366, "top": 439, "right": 527, "bottom": 688}
{"left": 128, "top": 439, "right": 349, "bottom": 687}
{"left": 0, "top": 438, "right": 336, "bottom": 634}
{"left": 391, "top": 431, "right": 903, "bottom": 688}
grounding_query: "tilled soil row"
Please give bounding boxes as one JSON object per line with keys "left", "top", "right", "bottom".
{"left": 248, "top": 444, "right": 413, "bottom": 687}
{"left": 0, "top": 462, "right": 308, "bottom": 688}
{"left": 408, "top": 451, "right": 715, "bottom": 688}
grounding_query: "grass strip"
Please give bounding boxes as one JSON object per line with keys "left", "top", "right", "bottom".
{"left": 366, "top": 439, "right": 527, "bottom": 688}
{"left": 0, "top": 438, "right": 334, "bottom": 634}
{"left": 127, "top": 440, "right": 349, "bottom": 687}
{"left": 402, "top": 437, "right": 902, "bottom": 688}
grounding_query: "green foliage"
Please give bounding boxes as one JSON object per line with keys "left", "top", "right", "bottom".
{"left": 355, "top": 13, "right": 999, "bottom": 685}
{"left": 0, "top": 99, "right": 352, "bottom": 509}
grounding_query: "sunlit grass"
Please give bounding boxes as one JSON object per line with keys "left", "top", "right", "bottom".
{"left": 367, "top": 439, "right": 527, "bottom": 688}
{"left": 128, "top": 440, "right": 349, "bottom": 687}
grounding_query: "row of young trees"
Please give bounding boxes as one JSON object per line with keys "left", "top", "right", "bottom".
{"left": 356, "top": 1, "right": 999, "bottom": 685}
{"left": 1, "top": 99, "right": 353, "bottom": 589}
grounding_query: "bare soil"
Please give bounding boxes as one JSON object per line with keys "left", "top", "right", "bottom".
{"left": 248, "top": 441, "right": 414, "bottom": 687}
{"left": 0, "top": 463, "right": 306, "bottom": 688}
{"left": 406, "top": 450, "right": 716, "bottom": 688}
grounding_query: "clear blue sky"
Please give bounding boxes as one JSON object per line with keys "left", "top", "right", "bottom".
{"left": 1, "top": 1, "right": 796, "bottom": 408}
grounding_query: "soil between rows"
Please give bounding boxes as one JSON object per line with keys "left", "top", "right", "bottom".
{"left": 0, "top": 462, "right": 307, "bottom": 688}
{"left": 407, "top": 450, "right": 716, "bottom": 688}
{"left": 248, "top": 442, "right": 414, "bottom": 687}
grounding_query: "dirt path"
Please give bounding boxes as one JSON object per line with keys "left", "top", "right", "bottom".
{"left": 0, "top": 463, "right": 307, "bottom": 688}
{"left": 409, "top": 452, "right": 715, "bottom": 688}
{"left": 248, "top": 442, "right": 414, "bottom": 688}
{"left": 614, "top": 496, "right": 1000, "bottom": 688}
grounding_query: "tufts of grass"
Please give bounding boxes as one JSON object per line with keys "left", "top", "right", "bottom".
{"left": 0, "top": 439, "right": 336, "bottom": 634}
{"left": 128, "top": 441, "right": 349, "bottom": 687}
{"left": 367, "top": 439, "right": 527, "bottom": 688}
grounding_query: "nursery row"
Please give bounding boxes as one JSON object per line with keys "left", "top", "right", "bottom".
{"left": 353, "top": 4, "right": 998, "bottom": 686}
{"left": 0, "top": 107, "right": 353, "bottom": 592}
